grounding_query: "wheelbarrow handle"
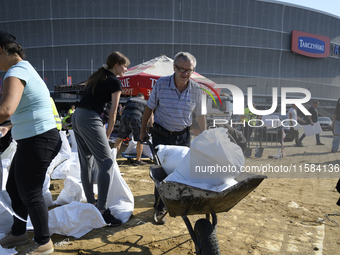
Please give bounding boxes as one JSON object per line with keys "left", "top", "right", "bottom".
{"left": 142, "top": 137, "right": 160, "bottom": 166}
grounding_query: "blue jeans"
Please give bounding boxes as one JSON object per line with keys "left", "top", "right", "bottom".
{"left": 152, "top": 125, "right": 191, "bottom": 211}
{"left": 6, "top": 129, "right": 61, "bottom": 244}
{"left": 332, "top": 120, "right": 340, "bottom": 151}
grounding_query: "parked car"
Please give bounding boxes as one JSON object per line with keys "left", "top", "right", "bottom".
{"left": 318, "top": 116, "right": 332, "bottom": 131}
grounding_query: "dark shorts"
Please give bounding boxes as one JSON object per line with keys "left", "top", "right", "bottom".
{"left": 118, "top": 115, "right": 142, "bottom": 141}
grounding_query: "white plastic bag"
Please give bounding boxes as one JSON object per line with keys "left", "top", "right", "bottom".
{"left": 124, "top": 138, "right": 153, "bottom": 159}
{"left": 0, "top": 152, "right": 46, "bottom": 224}
{"left": 47, "top": 153, "right": 70, "bottom": 175}
{"left": 303, "top": 122, "right": 322, "bottom": 136}
{"left": 50, "top": 153, "right": 80, "bottom": 180}
{"left": 47, "top": 131, "right": 72, "bottom": 175}
{"left": 1, "top": 141, "right": 17, "bottom": 169}
{"left": 59, "top": 130, "right": 72, "bottom": 155}
{"left": 124, "top": 140, "right": 137, "bottom": 155}
{"left": 166, "top": 128, "right": 245, "bottom": 190}
{"left": 156, "top": 145, "right": 190, "bottom": 175}
{"left": 43, "top": 173, "right": 54, "bottom": 207}
{"left": 48, "top": 201, "right": 106, "bottom": 238}
{"left": 0, "top": 158, "right": 5, "bottom": 191}
{"left": 55, "top": 176, "right": 86, "bottom": 205}
{"left": 0, "top": 244, "right": 17, "bottom": 254}
{"left": 0, "top": 191, "right": 13, "bottom": 234}
{"left": 142, "top": 140, "right": 154, "bottom": 159}
{"left": 68, "top": 130, "right": 78, "bottom": 153}
{"left": 107, "top": 148, "right": 134, "bottom": 224}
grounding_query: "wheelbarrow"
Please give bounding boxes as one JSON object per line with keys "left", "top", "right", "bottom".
{"left": 145, "top": 139, "right": 267, "bottom": 255}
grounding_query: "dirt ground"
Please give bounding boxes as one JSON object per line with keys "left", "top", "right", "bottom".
{"left": 14, "top": 133, "right": 340, "bottom": 254}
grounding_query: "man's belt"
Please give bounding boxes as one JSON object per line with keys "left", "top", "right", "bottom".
{"left": 153, "top": 122, "right": 189, "bottom": 137}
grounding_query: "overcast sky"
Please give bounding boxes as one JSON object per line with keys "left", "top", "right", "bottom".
{"left": 276, "top": 0, "right": 340, "bottom": 18}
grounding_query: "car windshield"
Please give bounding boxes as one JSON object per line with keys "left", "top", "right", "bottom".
{"left": 318, "top": 117, "right": 331, "bottom": 121}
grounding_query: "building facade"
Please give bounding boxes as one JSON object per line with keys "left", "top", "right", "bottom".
{"left": 0, "top": 0, "right": 339, "bottom": 115}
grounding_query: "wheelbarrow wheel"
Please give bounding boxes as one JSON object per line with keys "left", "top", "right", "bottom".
{"left": 194, "top": 219, "right": 220, "bottom": 255}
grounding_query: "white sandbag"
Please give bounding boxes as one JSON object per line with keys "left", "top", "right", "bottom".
{"left": 1, "top": 140, "right": 17, "bottom": 165}
{"left": 55, "top": 176, "right": 86, "bottom": 205}
{"left": 43, "top": 173, "right": 54, "bottom": 207}
{"left": 50, "top": 153, "right": 80, "bottom": 180}
{"left": 0, "top": 191, "right": 13, "bottom": 234}
{"left": 47, "top": 131, "right": 72, "bottom": 175}
{"left": 0, "top": 191, "right": 27, "bottom": 224}
{"left": 0, "top": 170, "right": 54, "bottom": 222}
{"left": 156, "top": 145, "right": 190, "bottom": 175}
{"left": 107, "top": 148, "right": 134, "bottom": 224}
{"left": 1, "top": 159, "right": 11, "bottom": 181}
{"left": 0, "top": 158, "right": 24, "bottom": 229}
{"left": 124, "top": 138, "right": 153, "bottom": 159}
{"left": 0, "top": 244, "right": 17, "bottom": 254}
{"left": 124, "top": 140, "right": 137, "bottom": 154}
{"left": 0, "top": 161, "right": 49, "bottom": 228}
{"left": 68, "top": 130, "right": 78, "bottom": 153}
{"left": 142, "top": 143, "right": 153, "bottom": 159}
{"left": 59, "top": 130, "right": 72, "bottom": 155}
{"left": 48, "top": 201, "right": 106, "bottom": 238}
{"left": 47, "top": 153, "right": 70, "bottom": 175}
{"left": 0, "top": 160, "right": 6, "bottom": 191}
{"left": 166, "top": 128, "right": 244, "bottom": 189}
{"left": 303, "top": 122, "right": 322, "bottom": 136}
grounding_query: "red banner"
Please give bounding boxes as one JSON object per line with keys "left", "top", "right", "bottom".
{"left": 119, "top": 75, "right": 160, "bottom": 99}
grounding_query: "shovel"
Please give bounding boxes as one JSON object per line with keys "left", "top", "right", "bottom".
{"left": 244, "top": 147, "right": 252, "bottom": 158}
{"left": 255, "top": 127, "right": 264, "bottom": 158}
{"left": 244, "top": 128, "right": 252, "bottom": 158}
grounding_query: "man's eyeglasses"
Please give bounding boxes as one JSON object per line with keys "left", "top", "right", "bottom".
{"left": 175, "top": 64, "right": 194, "bottom": 74}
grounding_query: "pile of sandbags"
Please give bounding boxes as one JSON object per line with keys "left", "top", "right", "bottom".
{"left": 0, "top": 130, "right": 134, "bottom": 239}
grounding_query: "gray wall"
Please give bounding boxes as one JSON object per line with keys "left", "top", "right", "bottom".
{"left": 1, "top": 0, "right": 340, "bottom": 103}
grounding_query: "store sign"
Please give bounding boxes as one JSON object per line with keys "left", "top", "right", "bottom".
{"left": 333, "top": 44, "right": 340, "bottom": 56}
{"left": 291, "top": 30, "right": 330, "bottom": 58}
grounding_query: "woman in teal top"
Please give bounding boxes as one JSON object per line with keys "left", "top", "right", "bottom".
{"left": 0, "top": 31, "right": 61, "bottom": 255}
